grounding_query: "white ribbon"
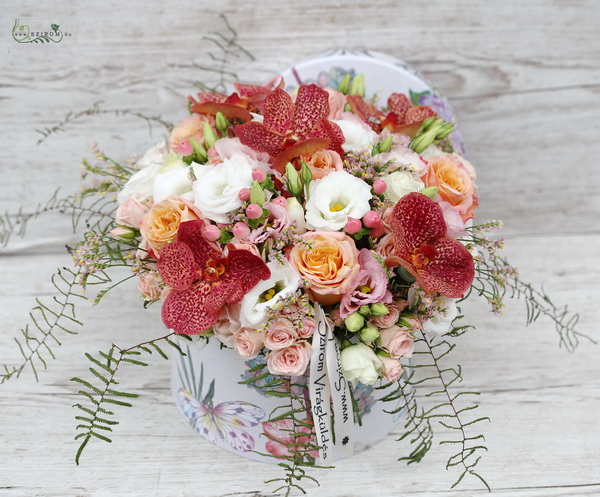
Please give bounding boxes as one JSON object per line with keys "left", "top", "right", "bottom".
{"left": 309, "top": 305, "right": 354, "bottom": 462}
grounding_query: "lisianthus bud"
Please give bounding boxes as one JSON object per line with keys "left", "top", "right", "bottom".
{"left": 285, "top": 162, "right": 302, "bottom": 196}
{"left": 110, "top": 226, "right": 136, "bottom": 240}
{"left": 202, "top": 122, "right": 219, "bottom": 149}
{"left": 300, "top": 160, "right": 313, "bottom": 185}
{"left": 250, "top": 180, "right": 266, "bottom": 205}
{"left": 358, "top": 326, "right": 380, "bottom": 344}
{"left": 177, "top": 140, "right": 193, "bottom": 156}
{"left": 344, "top": 311, "right": 365, "bottom": 332}
{"left": 246, "top": 203, "right": 263, "bottom": 219}
{"left": 340, "top": 343, "right": 382, "bottom": 386}
{"left": 362, "top": 210, "right": 381, "bottom": 228}
{"left": 232, "top": 222, "right": 251, "bottom": 239}
{"left": 358, "top": 304, "right": 371, "bottom": 316}
{"left": 202, "top": 223, "right": 221, "bottom": 241}
{"left": 215, "top": 112, "right": 229, "bottom": 135}
{"left": 190, "top": 138, "right": 208, "bottom": 163}
{"left": 349, "top": 74, "right": 365, "bottom": 97}
{"left": 370, "top": 303, "right": 389, "bottom": 316}
{"left": 378, "top": 135, "right": 394, "bottom": 154}
{"left": 345, "top": 217, "right": 362, "bottom": 235}
{"left": 337, "top": 73, "right": 351, "bottom": 95}
{"left": 238, "top": 187, "right": 251, "bottom": 201}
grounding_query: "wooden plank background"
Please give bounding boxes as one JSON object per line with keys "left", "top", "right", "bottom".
{"left": 1, "top": 1, "right": 599, "bottom": 496}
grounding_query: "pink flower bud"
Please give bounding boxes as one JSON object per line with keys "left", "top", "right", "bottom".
{"left": 238, "top": 188, "right": 251, "bottom": 201}
{"left": 363, "top": 210, "right": 381, "bottom": 228}
{"left": 202, "top": 224, "right": 221, "bottom": 241}
{"left": 271, "top": 196, "right": 288, "bottom": 208}
{"left": 373, "top": 179, "right": 387, "bottom": 195}
{"left": 207, "top": 146, "right": 219, "bottom": 161}
{"left": 177, "top": 140, "right": 193, "bottom": 156}
{"left": 232, "top": 222, "right": 251, "bottom": 239}
{"left": 251, "top": 168, "right": 267, "bottom": 182}
{"left": 345, "top": 217, "right": 362, "bottom": 235}
{"left": 246, "top": 203, "right": 263, "bottom": 219}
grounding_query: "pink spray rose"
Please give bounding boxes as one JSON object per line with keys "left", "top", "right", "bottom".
{"left": 370, "top": 299, "right": 408, "bottom": 328}
{"left": 116, "top": 196, "right": 150, "bottom": 229}
{"left": 264, "top": 318, "right": 299, "bottom": 350}
{"left": 379, "top": 325, "right": 415, "bottom": 359}
{"left": 168, "top": 114, "right": 213, "bottom": 155}
{"left": 233, "top": 328, "right": 264, "bottom": 359}
{"left": 379, "top": 355, "right": 403, "bottom": 382}
{"left": 267, "top": 341, "right": 311, "bottom": 376}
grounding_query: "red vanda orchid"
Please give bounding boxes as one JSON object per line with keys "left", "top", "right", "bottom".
{"left": 386, "top": 192, "right": 474, "bottom": 298}
{"left": 157, "top": 220, "right": 271, "bottom": 335}
{"left": 233, "top": 84, "right": 345, "bottom": 172}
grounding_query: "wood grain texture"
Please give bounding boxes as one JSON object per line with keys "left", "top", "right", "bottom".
{"left": 1, "top": 0, "right": 599, "bottom": 496}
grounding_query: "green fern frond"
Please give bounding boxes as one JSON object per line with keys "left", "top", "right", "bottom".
{"left": 71, "top": 333, "right": 184, "bottom": 465}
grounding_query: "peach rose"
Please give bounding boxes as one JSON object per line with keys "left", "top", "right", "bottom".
{"left": 139, "top": 196, "right": 203, "bottom": 256}
{"left": 168, "top": 114, "right": 213, "bottom": 155}
{"left": 264, "top": 318, "right": 299, "bottom": 350}
{"left": 379, "top": 325, "right": 414, "bottom": 359}
{"left": 422, "top": 155, "right": 477, "bottom": 222}
{"left": 116, "top": 196, "right": 150, "bottom": 229}
{"left": 288, "top": 231, "right": 360, "bottom": 305}
{"left": 267, "top": 341, "right": 311, "bottom": 376}
{"left": 298, "top": 149, "right": 344, "bottom": 179}
{"left": 233, "top": 328, "right": 264, "bottom": 359}
{"left": 325, "top": 88, "right": 346, "bottom": 120}
{"left": 379, "top": 355, "right": 403, "bottom": 382}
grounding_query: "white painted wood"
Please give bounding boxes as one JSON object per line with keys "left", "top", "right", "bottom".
{"left": 1, "top": 0, "right": 599, "bottom": 495}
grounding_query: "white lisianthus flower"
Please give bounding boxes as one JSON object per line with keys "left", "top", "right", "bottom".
{"left": 239, "top": 260, "right": 301, "bottom": 328}
{"left": 383, "top": 171, "right": 425, "bottom": 202}
{"left": 305, "top": 171, "right": 372, "bottom": 231}
{"left": 416, "top": 293, "right": 459, "bottom": 335}
{"left": 153, "top": 153, "right": 194, "bottom": 203}
{"left": 286, "top": 197, "right": 306, "bottom": 234}
{"left": 192, "top": 154, "right": 254, "bottom": 223}
{"left": 340, "top": 343, "right": 382, "bottom": 386}
{"left": 332, "top": 117, "right": 378, "bottom": 153}
{"left": 117, "top": 141, "right": 167, "bottom": 203}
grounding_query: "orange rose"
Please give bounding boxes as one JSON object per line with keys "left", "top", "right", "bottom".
{"left": 139, "top": 196, "right": 202, "bottom": 256}
{"left": 298, "top": 149, "right": 344, "bottom": 179}
{"left": 288, "top": 231, "right": 360, "bottom": 305}
{"left": 423, "top": 155, "right": 477, "bottom": 222}
{"left": 168, "top": 114, "right": 214, "bottom": 154}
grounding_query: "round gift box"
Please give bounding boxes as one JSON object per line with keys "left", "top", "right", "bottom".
{"left": 170, "top": 50, "right": 464, "bottom": 463}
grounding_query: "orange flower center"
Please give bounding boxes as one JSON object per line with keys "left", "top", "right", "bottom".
{"left": 411, "top": 243, "right": 437, "bottom": 267}
{"left": 204, "top": 259, "right": 227, "bottom": 281}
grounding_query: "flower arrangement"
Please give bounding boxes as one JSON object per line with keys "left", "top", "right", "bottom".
{"left": 1, "top": 42, "right": 586, "bottom": 496}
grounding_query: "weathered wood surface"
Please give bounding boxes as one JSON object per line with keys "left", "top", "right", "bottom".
{"left": 1, "top": 0, "right": 599, "bottom": 496}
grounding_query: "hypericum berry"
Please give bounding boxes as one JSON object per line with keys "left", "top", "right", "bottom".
{"left": 202, "top": 224, "right": 221, "bottom": 241}
{"left": 232, "top": 222, "right": 251, "bottom": 239}
{"left": 271, "top": 196, "right": 288, "bottom": 208}
{"left": 345, "top": 217, "right": 362, "bottom": 235}
{"left": 251, "top": 168, "right": 267, "bottom": 182}
{"left": 362, "top": 210, "right": 381, "bottom": 228}
{"left": 373, "top": 179, "right": 387, "bottom": 195}
{"left": 246, "top": 203, "right": 263, "bottom": 219}
{"left": 238, "top": 188, "right": 251, "bottom": 201}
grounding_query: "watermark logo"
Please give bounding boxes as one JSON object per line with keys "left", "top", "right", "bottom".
{"left": 12, "top": 19, "right": 76, "bottom": 44}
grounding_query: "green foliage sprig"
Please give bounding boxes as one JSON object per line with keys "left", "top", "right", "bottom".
{"left": 191, "top": 14, "right": 255, "bottom": 94}
{"left": 72, "top": 333, "right": 191, "bottom": 464}
{"left": 35, "top": 101, "right": 173, "bottom": 146}
{"left": 380, "top": 320, "right": 490, "bottom": 490}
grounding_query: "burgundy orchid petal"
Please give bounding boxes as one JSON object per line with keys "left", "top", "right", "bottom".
{"left": 387, "top": 93, "right": 410, "bottom": 121}
{"left": 191, "top": 101, "right": 252, "bottom": 122}
{"left": 175, "top": 220, "right": 221, "bottom": 267}
{"left": 389, "top": 192, "right": 447, "bottom": 257}
{"left": 308, "top": 119, "right": 345, "bottom": 156}
{"left": 388, "top": 193, "right": 474, "bottom": 298}
{"left": 272, "top": 137, "right": 331, "bottom": 174}
{"left": 262, "top": 88, "right": 294, "bottom": 135}
{"left": 234, "top": 121, "right": 286, "bottom": 156}
{"left": 162, "top": 281, "right": 223, "bottom": 334}
{"left": 223, "top": 247, "right": 272, "bottom": 298}
{"left": 414, "top": 238, "right": 476, "bottom": 298}
{"left": 292, "top": 84, "right": 330, "bottom": 137}
{"left": 156, "top": 242, "right": 199, "bottom": 291}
